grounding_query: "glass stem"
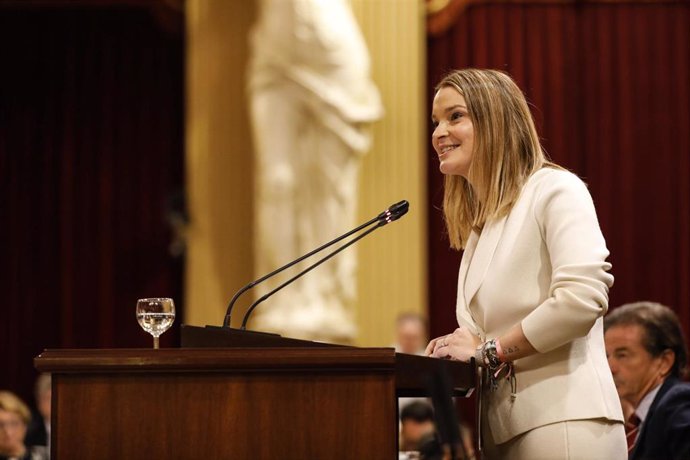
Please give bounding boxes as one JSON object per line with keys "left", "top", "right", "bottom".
{"left": 154, "top": 336, "right": 160, "bottom": 349}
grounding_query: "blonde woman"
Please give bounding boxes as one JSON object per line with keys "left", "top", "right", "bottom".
{"left": 0, "top": 391, "right": 47, "bottom": 460}
{"left": 424, "top": 69, "right": 626, "bottom": 459}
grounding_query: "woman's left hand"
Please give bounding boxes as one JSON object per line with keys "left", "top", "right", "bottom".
{"left": 425, "top": 327, "right": 481, "bottom": 362}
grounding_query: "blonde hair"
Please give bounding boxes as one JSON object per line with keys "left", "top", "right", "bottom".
{"left": 0, "top": 391, "right": 31, "bottom": 425}
{"left": 435, "top": 69, "right": 556, "bottom": 249}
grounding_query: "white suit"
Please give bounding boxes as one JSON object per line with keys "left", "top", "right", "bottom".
{"left": 455, "top": 168, "right": 623, "bottom": 445}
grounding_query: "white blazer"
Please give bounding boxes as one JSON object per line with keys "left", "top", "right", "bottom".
{"left": 456, "top": 167, "right": 623, "bottom": 444}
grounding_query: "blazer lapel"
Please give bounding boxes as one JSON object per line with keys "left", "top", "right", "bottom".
{"left": 456, "top": 231, "right": 479, "bottom": 331}
{"left": 464, "top": 215, "right": 508, "bottom": 308}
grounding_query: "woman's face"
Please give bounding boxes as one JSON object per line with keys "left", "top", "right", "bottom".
{"left": 431, "top": 86, "right": 475, "bottom": 178}
{"left": 0, "top": 409, "right": 26, "bottom": 455}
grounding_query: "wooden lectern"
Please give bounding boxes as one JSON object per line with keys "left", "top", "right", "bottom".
{"left": 34, "top": 326, "right": 474, "bottom": 459}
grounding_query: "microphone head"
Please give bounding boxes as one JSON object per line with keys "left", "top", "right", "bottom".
{"left": 389, "top": 200, "right": 409, "bottom": 220}
{"left": 378, "top": 200, "right": 409, "bottom": 225}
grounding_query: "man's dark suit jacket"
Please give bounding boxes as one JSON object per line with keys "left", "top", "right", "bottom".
{"left": 630, "top": 377, "right": 690, "bottom": 460}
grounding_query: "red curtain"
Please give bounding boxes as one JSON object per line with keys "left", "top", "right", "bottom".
{"left": 0, "top": 6, "right": 184, "bottom": 405}
{"left": 427, "top": 2, "right": 690, "bottom": 345}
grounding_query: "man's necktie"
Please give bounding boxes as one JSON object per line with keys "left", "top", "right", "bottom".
{"left": 626, "top": 413, "right": 641, "bottom": 454}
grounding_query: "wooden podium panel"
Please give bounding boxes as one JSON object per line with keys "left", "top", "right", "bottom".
{"left": 36, "top": 348, "right": 399, "bottom": 459}
{"left": 36, "top": 333, "right": 475, "bottom": 460}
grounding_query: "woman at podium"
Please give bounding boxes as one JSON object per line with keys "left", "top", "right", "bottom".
{"left": 425, "top": 69, "right": 626, "bottom": 459}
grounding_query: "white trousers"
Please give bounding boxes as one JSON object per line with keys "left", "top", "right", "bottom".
{"left": 482, "top": 418, "right": 627, "bottom": 460}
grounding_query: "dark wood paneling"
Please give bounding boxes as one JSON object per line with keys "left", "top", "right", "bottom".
{"left": 36, "top": 348, "right": 475, "bottom": 459}
{"left": 37, "top": 348, "right": 399, "bottom": 459}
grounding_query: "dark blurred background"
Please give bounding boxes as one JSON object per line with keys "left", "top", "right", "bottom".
{"left": 0, "top": 2, "right": 185, "bottom": 406}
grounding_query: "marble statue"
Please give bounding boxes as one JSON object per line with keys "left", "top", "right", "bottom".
{"left": 247, "top": 0, "right": 383, "bottom": 342}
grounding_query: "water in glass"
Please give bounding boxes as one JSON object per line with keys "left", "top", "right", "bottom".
{"left": 136, "top": 297, "right": 175, "bottom": 349}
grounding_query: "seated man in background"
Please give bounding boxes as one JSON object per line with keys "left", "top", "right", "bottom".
{"left": 399, "top": 400, "right": 436, "bottom": 452}
{"left": 394, "top": 312, "right": 428, "bottom": 356}
{"left": 399, "top": 401, "right": 476, "bottom": 460}
{"left": 604, "top": 301, "right": 690, "bottom": 460}
{"left": 394, "top": 312, "right": 430, "bottom": 415}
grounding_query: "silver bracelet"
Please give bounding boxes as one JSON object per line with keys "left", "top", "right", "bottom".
{"left": 483, "top": 339, "right": 502, "bottom": 369}
{"left": 474, "top": 339, "right": 502, "bottom": 369}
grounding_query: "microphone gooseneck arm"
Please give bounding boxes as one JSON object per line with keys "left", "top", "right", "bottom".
{"left": 222, "top": 199, "right": 409, "bottom": 328}
{"left": 222, "top": 214, "right": 380, "bottom": 328}
{"left": 240, "top": 222, "right": 386, "bottom": 330}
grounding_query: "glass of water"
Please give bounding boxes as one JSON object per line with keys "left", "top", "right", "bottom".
{"left": 136, "top": 298, "right": 175, "bottom": 349}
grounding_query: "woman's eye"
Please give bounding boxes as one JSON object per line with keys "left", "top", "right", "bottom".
{"left": 450, "top": 111, "right": 464, "bottom": 121}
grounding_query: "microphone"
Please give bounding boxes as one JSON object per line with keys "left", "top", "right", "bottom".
{"left": 376, "top": 199, "right": 409, "bottom": 223}
{"left": 222, "top": 200, "right": 409, "bottom": 328}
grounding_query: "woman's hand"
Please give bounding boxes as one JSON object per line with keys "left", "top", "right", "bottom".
{"left": 424, "top": 327, "right": 481, "bottom": 362}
